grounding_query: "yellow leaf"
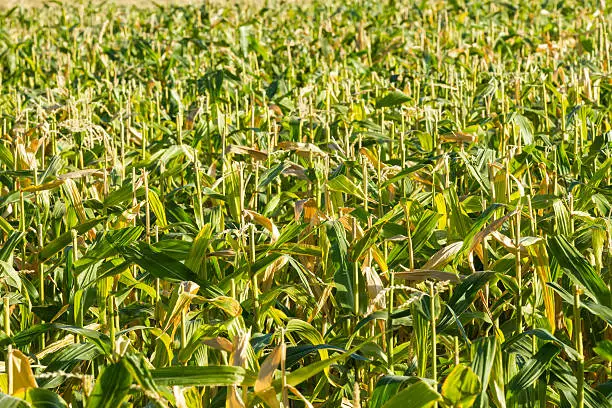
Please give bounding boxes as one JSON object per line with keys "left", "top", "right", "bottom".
{"left": 277, "top": 141, "right": 326, "bottom": 158}
{"left": 161, "top": 281, "right": 200, "bottom": 335}
{"left": 255, "top": 345, "right": 284, "bottom": 408}
{"left": 434, "top": 193, "right": 447, "bottom": 229}
{"left": 208, "top": 296, "right": 242, "bottom": 317}
{"left": 62, "top": 179, "right": 87, "bottom": 224}
{"left": 359, "top": 147, "right": 387, "bottom": 170}
{"left": 0, "top": 373, "right": 8, "bottom": 393}
{"left": 528, "top": 242, "right": 556, "bottom": 332}
{"left": 255, "top": 345, "right": 283, "bottom": 393}
{"left": 423, "top": 241, "right": 463, "bottom": 270}
{"left": 113, "top": 202, "right": 142, "bottom": 229}
{"left": 439, "top": 132, "right": 478, "bottom": 143}
{"left": 287, "top": 384, "right": 314, "bottom": 408}
{"left": 11, "top": 349, "right": 37, "bottom": 394}
{"left": 244, "top": 210, "right": 279, "bottom": 242}
{"left": 227, "top": 386, "right": 245, "bottom": 408}
{"left": 371, "top": 246, "right": 388, "bottom": 273}
{"left": 21, "top": 179, "right": 64, "bottom": 192}
{"left": 202, "top": 337, "right": 234, "bottom": 353}
{"left": 225, "top": 145, "right": 268, "bottom": 161}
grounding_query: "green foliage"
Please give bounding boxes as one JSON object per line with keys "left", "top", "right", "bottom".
{"left": 0, "top": 0, "right": 610, "bottom": 406}
{"left": 441, "top": 364, "right": 481, "bottom": 407}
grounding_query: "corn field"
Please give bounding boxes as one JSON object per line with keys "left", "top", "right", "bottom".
{"left": 0, "top": 0, "right": 611, "bottom": 406}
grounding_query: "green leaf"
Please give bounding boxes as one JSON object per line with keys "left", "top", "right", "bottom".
{"left": 104, "top": 183, "right": 144, "bottom": 207}
{"left": 286, "top": 319, "right": 325, "bottom": 345}
{"left": 0, "top": 323, "right": 111, "bottom": 355}
{"left": 284, "top": 344, "right": 368, "bottom": 367}
{"left": 225, "top": 161, "right": 242, "bottom": 222}
{"left": 470, "top": 336, "right": 496, "bottom": 408}
{"left": 39, "top": 218, "right": 104, "bottom": 262}
{"left": 24, "top": 388, "right": 68, "bottom": 408}
{"left": 594, "top": 340, "right": 612, "bottom": 361}
{"left": 503, "top": 328, "right": 580, "bottom": 361}
{"left": 548, "top": 282, "right": 612, "bottom": 326}
{"left": 0, "top": 260, "right": 22, "bottom": 290}
{"left": 550, "top": 358, "right": 612, "bottom": 408}
{"left": 0, "top": 144, "right": 15, "bottom": 168}
{"left": 453, "top": 203, "right": 505, "bottom": 265}
{"left": 327, "top": 220, "right": 354, "bottom": 312}
{"left": 151, "top": 366, "right": 254, "bottom": 387}
{"left": 349, "top": 222, "right": 384, "bottom": 262}
{"left": 0, "top": 216, "right": 13, "bottom": 234}
{"left": 382, "top": 163, "right": 429, "bottom": 187}
{"left": 327, "top": 174, "right": 365, "bottom": 200}
{"left": 370, "top": 376, "right": 422, "bottom": 408}
{"left": 376, "top": 91, "right": 411, "bottom": 109}
{"left": 510, "top": 112, "right": 534, "bottom": 145}
{"left": 388, "top": 209, "right": 439, "bottom": 268}
{"left": 444, "top": 187, "right": 471, "bottom": 239}
{"left": 278, "top": 335, "right": 377, "bottom": 391}
{"left": 0, "top": 393, "right": 29, "bottom": 408}
{"left": 508, "top": 343, "right": 561, "bottom": 392}
{"left": 547, "top": 236, "right": 610, "bottom": 306}
{"left": 123, "top": 354, "right": 162, "bottom": 400}
{"left": 441, "top": 364, "right": 481, "bottom": 407}
{"left": 457, "top": 150, "right": 489, "bottom": 194}
{"left": 258, "top": 162, "right": 289, "bottom": 189}
{"left": 0, "top": 231, "right": 25, "bottom": 262}
{"left": 121, "top": 242, "right": 224, "bottom": 298}
{"left": 87, "top": 362, "right": 133, "bottom": 408}
{"left": 185, "top": 224, "right": 213, "bottom": 277}
{"left": 437, "top": 272, "right": 498, "bottom": 331}
{"left": 147, "top": 189, "right": 167, "bottom": 228}
{"left": 380, "top": 379, "right": 442, "bottom": 408}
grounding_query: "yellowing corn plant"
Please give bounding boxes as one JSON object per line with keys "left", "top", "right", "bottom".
{"left": 0, "top": 0, "right": 611, "bottom": 407}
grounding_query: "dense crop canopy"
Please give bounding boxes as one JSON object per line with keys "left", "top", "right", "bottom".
{"left": 0, "top": 0, "right": 611, "bottom": 407}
